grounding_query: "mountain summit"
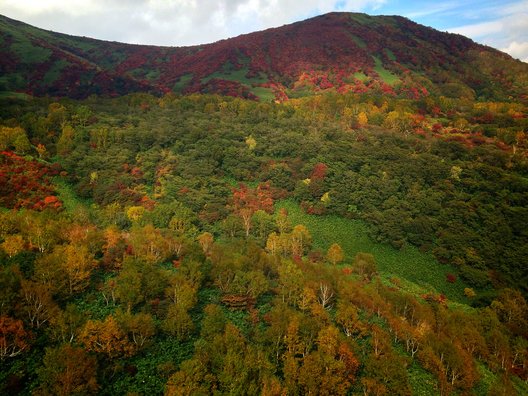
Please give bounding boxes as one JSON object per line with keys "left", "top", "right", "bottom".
{"left": 1, "top": 12, "right": 527, "bottom": 101}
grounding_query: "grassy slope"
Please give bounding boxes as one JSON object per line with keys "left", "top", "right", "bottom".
{"left": 276, "top": 200, "right": 470, "bottom": 304}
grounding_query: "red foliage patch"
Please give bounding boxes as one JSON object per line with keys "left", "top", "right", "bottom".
{"left": 0, "top": 151, "right": 62, "bottom": 210}
{"left": 311, "top": 162, "right": 328, "bottom": 180}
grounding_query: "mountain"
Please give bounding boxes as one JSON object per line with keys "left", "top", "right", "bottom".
{"left": 1, "top": 12, "right": 528, "bottom": 101}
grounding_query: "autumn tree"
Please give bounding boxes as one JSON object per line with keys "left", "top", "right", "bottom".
{"left": 165, "top": 358, "right": 212, "bottom": 396}
{"left": 1, "top": 235, "right": 25, "bottom": 257}
{"left": 0, "top": 316, "right": 31, "bottom": 360}
{"left": 48, "top": 304, "right": 85, "bottom": 344}
{"left": 200, "top": 304, "right": 227, "bottom": 340}
{"left": 35, "top": 344, "right": 98, "bottom": 396}
{"left": 276, "top": 260, "right": 304, "bottom": 305}
{"left": 20, "top": 280, "right": 59, "bottom": 329}
{"left": 0, "top": 126, "right": 31, "bottom": 153}
{"left": 336, "top": 302, "right": 366, "bottom": 338}
{"left": 116, "top": 310, "right": 156, "bottom": 349}
{"left": 56, "top": 124, "right": 75, "bottom": 156}
{"left": 0, "top": 265, "right": 21, "bottom": 316}
{"left": 162, "top": 304, "right": 194, "bottom": 340}
{"left": 357, "top": 111, "right": 369, "bottom": 127}
{"left": 20, "top": 212, "right": 62, "bottom": 253}
{"left": 491, "top": 288, "right": 528, "bottom": 336}
{"left": 165, "top": 274, "right": 198, "bottom": 310}
{"left": 232, "top": 183, "right": 274, "bottom": 237}
{"left": 289, "top": 224, "right": 312, "bottom": 257}
{"left": 265, "top": 232, "right": 282, "bottom": 256}
{"left": 327, "top": 243, "right": 344, "bottom": 265}
{"left": 296, "top": 326, "right": 359, "bottom": 395}
{"left": 129, "top": 224, "right": 172, "bottom": 264}
{"left": 80, "top": 315, "right": 134, "bottom": 358}
{"left": 114, "top": 257, "right": 168, "bottom": 310}
{"left": 352, "top": 252, "right": 378, "bottom": 281}
{"left": 62, "top": 244, "right": 96, "bottom": 295}
{"left": 197, "top": 232, "right": 214, "bottom": 255}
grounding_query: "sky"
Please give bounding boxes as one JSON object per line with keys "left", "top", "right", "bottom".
{"left": 1, "top": 0, "right": 527, "bottom": 62}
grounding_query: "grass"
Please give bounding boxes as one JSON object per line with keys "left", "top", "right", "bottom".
{"left": 353, "top": 71, "right": 369, "bottom": 82}
{"left": 385, "top": 48, "right": 397, "bottom": 61}
{"left": 350, "top": 35, "right": 367, "bottom": 49}
{"left": 472, "top": 362, "right": 528, "bottom": 396}
{"left": 350, "top": 13, "right": 376, "bottom": 25}
{"left": 43, "top": 59, "right": 70, "bottom": 85}
{"left": 144, "top": 69, "right": 160, "bottom": 81}
{"left": 407, "top": 356, "right": 440, "bottom": 395}
{"left": 201, "top": 60, "right": 273, "bottom": 101}
{"left": 276, "top": 200, "right": 470, "bottom": 303}
{"left": 10, "top": 36, "right": 51, "bottom": 64}
{"left": 0, "top": 91, "right": 31, "bottom": 100}
{"left": 201, "top": 62, "right": 267, "bottom": 86}
{"left": 250, "top": 86, "right": 275, "bottom": 102}
{"left": 53, "top": 178, "right": 99, "bottom": 222}
{"left": 372, "top": 56, "right": 400, "bottom": 85}
{"left": 101, "top": 336, "right": 194, "bottom": 395}
{"left": 173, "top": 73, "right": 193, "bottom": 92}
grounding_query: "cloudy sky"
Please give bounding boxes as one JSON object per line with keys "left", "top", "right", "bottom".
{"left": 1, "top": 0, "right": 527, "bottom": 62}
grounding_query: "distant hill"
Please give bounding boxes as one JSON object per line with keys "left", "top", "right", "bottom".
{"left": 1, "top": 12, "right": 527, "bottom": 101}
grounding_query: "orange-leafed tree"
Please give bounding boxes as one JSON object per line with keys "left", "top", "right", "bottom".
{"left": 62, "top": 244, "right": 97, "bottom": 295}
{"left": 1, "top": 234, "right": 25, "bottom": 257}
{"left": 80, "top": 315, "right": 134, "bottom": 358}
{"left": 232, "top": 183, "right": 274, "bottom": 237}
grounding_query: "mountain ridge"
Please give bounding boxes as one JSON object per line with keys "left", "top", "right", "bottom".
{"left": 1, "top": 12, "right": 527, "bottom": 101}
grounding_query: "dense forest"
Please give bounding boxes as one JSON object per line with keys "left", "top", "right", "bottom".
{"left": 0, "top": 89, "right": 527, "bottom": 395}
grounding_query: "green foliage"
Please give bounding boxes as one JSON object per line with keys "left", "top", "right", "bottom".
{"left": 407, "top": 359, "right": 440, "bottom": 395}
{"left": 277, "top": 200, "right": 470, "bottom": 302}
{"left": 0, "top": 91, "right": 527, "bottom": 396}
{"left": 172, "top": 73, "right": 193, "bottom": 93}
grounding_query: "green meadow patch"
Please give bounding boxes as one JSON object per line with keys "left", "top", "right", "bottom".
{"left": 43, "top": 59, "right": 70, "bottom": 85}
{"left": 276, "top": 200, "right": 470, "bottom": 303}
{"left": 372, "top": 56, "right": 399, "bottom": 85}
{"left": 173, "top": 73, "right": 193, "bottom": 92}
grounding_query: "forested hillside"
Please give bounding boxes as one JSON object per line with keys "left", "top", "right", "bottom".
{"left": 1, "top": 12, "right": 528, "bottom": 102}
{"left": 1, "top": 90, "right": 527, "bottom": 395}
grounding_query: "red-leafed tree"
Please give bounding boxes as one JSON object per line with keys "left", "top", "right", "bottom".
{"left": 232, "top": 183, "right": 274, "bottom": 237}
{"left": 310, "top": 163, "right": 328, "bottom": 180}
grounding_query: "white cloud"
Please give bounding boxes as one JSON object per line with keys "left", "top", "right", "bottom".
{"left": 404, "top": 1, "right": 460, "bottom": 19}
{"left": 447, "top": 2, "right": 528, "bottom": 63}
{"left": 501, "top": 41, "right": 528, "bottom": 62}
{"left": 449, "top": 20, "right": 503, "bottom": 38}
{"left": 1, "top": 0, "right": 104, "bottom": 16}
{"left": 0, "top": 0, "right": 387, "bottom": 45}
